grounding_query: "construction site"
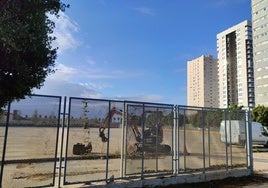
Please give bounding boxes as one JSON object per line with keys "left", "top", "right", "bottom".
{"left": 0, "top": 94, "right": 257, "bottom": 188}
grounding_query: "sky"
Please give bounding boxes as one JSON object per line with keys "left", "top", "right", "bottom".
{"left": 34, "top": 0, "right": 251, "bottom": 105}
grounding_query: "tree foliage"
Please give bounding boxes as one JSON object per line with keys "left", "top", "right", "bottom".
{"left": 145, "top": 111, "right": 163, "bottom": 128}
{"left": 252, "top": 105, "right": 268, "bottom": 127}
{"left": 188, "top": 110, "right": 203, "bottom": 128}
{"left": 0, "top": 0, "right": 69, "bottom": 108}
{"left": 228, "top": 104, "right": 244, "bottom": 110}
{"left": 205, "top": 109, "right": 223, "bottom": 128}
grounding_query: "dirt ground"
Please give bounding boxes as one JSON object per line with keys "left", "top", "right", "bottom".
{"left": 1, "top": 127, "right": 268, "bottom": 188}
{"left": 158, "top": 151, "right": 268, "bottom": 188}
{"left": 156, "top": 175, "right": 268, "bottom": 188}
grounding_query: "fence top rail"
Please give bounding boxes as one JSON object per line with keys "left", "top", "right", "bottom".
{"left": 28, "top": 94, "right": 62, "bottom": 99}
{"left": 124, "top": 100, "right": 174, "bottom": 107}
{"left": 177, "top": 105, "right": 248, "bottom": 112}
{"left": 69, "top": 97, "right": 125, "bottom": 103}
{"left": 68, "top": 97, "right": 174, "bottom": 107}
{"left": 19, "top": 96, "right": 249, "bottom": 114}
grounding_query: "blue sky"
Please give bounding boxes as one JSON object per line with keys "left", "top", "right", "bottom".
{"left": 34, "top": 0, "right": 251, "bottom": 105}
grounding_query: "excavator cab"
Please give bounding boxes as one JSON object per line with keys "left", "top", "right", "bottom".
{"left": 143, "top": 123, "right": 163, "bottom": 144}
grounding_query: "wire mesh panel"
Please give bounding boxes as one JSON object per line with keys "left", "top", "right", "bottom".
{"left": 123, "top": 102, "right": 173, "bottom": 178}
{"left": 124, "top": 103, "right": 143, "bottom": 176}
{"left": 223, "top": 110, "right": 247, "bottom": 169}
{"left": 64, "top": 98, "right": 124, "bottom": 184}
{"left": 177, "top": 106, "right": 248, "bottom": 174}
{"left": 203, "top": 109, "right": 226, "bottom": 170}
{"left": 1, "top": 95, "right": 61, "bottom": 188}
{"left": 142, "top": 104, "right": 173, "bottom": 176}
{"left": 0, "top": 95, "right": 252, "bottom": 187}
{"left": 179, "top": 107, "right": 204, "bottom": 172}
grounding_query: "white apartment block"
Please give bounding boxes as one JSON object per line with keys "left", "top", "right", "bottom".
{"left": 252, "top": 0, "right": 268, "bottom": 106}
{"left": 187, "top": 55, "right": 218, "bottom": 108}
{"left": 217, "top": 20, "right": 255, "bottom": 109}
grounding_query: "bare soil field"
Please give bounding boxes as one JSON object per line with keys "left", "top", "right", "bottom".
{"left": 161, "top": 152, "right": 268, "bottom": 188}
{"left": 158, "top": 175, "right": 268, "bottom": 188}
{"left": 0, "top": 126, "right": 252, "bottom": 188}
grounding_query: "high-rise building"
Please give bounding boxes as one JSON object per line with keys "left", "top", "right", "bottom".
{"left": 251, "top": 0, "right": 268, "bottom": 106}
{"left": 217, "top": 20, "right": 255, "bottom": 108}
{"left": 187, "top": 55, "right": 218, "bottom": 107}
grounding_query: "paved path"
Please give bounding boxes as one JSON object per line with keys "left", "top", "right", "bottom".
{"left": 243, "top": 153, "right": 268, "bottom": 188}
{"left": 253, "top": 152, "right": 268, "bottom": 175}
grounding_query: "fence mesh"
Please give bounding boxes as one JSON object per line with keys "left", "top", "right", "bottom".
{"left": 124, "top": 102, "right": 173, "bottom": 177}
{"left": 1, "top": 95, "right": 61, "bottom": 188}
{"left": 177, "top": 106, "right": 248, "bottom": 173}
{"left": 64, "top": 98, "right": 124, "bottom": 184}
{"left": 0, "top": 96, "right": 251, "bottom": 187}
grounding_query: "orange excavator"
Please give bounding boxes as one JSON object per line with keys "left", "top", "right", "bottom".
{"left": 99, "top": 107, "right": 171, "bottom": 154}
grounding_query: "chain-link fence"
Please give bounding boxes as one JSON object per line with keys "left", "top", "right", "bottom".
{"left": 0, "top": 95, "right": 253, "bottom": 188}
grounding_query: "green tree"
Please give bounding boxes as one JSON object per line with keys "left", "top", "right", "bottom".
{"left": 145, "top": 111, "right": 162, "bottom": 128}
{"left": 162, "top": 112, "right": 173, "bottom": 127}
{"left": 0, "top": 0, "right": 69, "bottom": 108}
{"left": 228, "top": 104, "right": 244, "bottom": 110}
{"left": 32, "top": 109, "right": 39, "bottom": 123}
{"left": 226, "top": 105, "right": 245, "bottom": 120}
{"left": 81, "top": 100, "right": 90, "bottom": 129}
{"left": 188, "top": 110, "right": 203, "bottom": 128}
{"left": 205, "top": 109, "right": 223, "bottom": 128}
{"left": 252, "top": 105, "right": 268, "bottom": 127}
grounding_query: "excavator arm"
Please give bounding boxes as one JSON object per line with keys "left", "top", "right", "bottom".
{"left": 99, "top": 107, "right": 122, "bottom": 142}
{"left": 99, "top": 107, "right": 143, "bottom": 143}
{"left": 99, "top": 107, "right": 171, "bottom": 154}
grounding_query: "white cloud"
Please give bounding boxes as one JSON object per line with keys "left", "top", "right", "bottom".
{"left": 113, "top": 94, "right": 164, "bottom": 103}
{"left": 79, "top": 82, "right": 112, "bottom": 91}
{"left": 49, "top": 11, "right": 80, "bottom": 54}
{"left": 34, "top": 64, "right": 107, "bottom": 98}
{"left": 49, "top": 63, "right": 77, "bottom": 81}
{"left": 34, "top": 79, "right": 102, "bottom": 98}
{"left": 134, "top": 7, "right": 155, "bottom": 16}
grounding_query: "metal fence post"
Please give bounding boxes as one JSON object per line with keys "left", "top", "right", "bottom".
{"left": 58, "top": 96, "right": 66, "bottom": 188}
{"left": 183, "top": 108, "right": 186, "bottom": 172}
{"left": 63, "top": 97, "right": 72, "bottom": 184}
{"left": 0, "top": 102, "right": 10, "bottom": 188}
{"left": 141, "top": 104, "right": 145, "bottom": 180}
{"left": 246, "top": 110, "right": 253, "bottom": 174}
{"left": 224, "top": 109, "right": 228, "bottom": 171}
{"left": 172, "top": 105, "right": 178, "bottom": 174}
{"left": 120, "top": 102, "right": 126, "bottom": 178}
{"left": 202, "top": 109, "right": 206, "bottom": 174}
{"left": 105, "top": 102, "right": 112, "bottom": 182}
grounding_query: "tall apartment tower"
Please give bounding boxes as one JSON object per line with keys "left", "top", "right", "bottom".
{"left": 187, "top": 55, "right": 218, "bottom": 107}
{"left": 217, "top": 20, "right": 255, "bottom": 109}
{"left": 251, "top": 0, "right": 268, "bottom": 106}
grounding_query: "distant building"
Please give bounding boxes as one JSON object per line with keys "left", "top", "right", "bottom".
{"left": 251, "top": 0, "right": 268, "bottom": 106}
{"left": 187, "top": 55, "right": 218, "bottom": 107}
{"left": 217, "top": 20, "right": 255, "bottom": 108}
